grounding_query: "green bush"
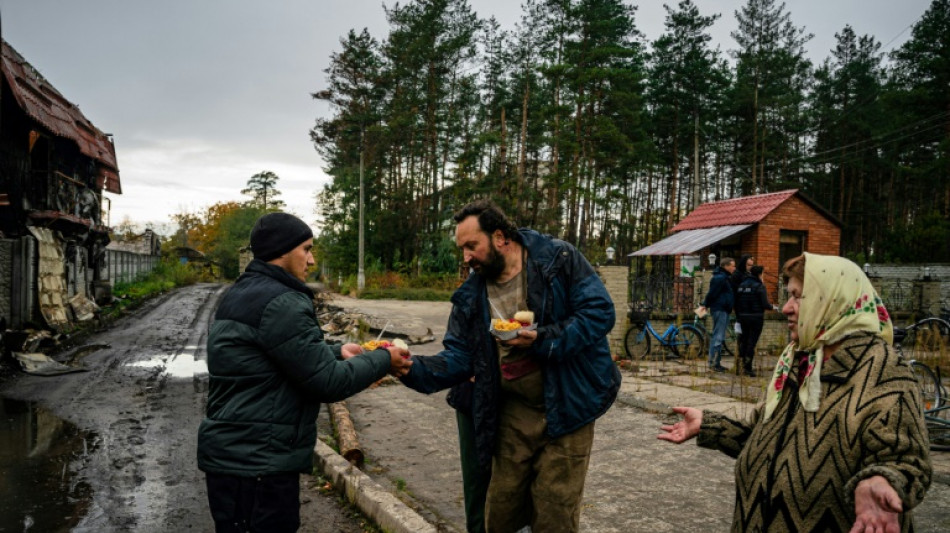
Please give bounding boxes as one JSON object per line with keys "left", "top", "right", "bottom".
{"left": 406, "top": 273, "right": 461, "bottom": 291}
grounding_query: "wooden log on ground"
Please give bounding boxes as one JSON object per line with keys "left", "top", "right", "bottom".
{"left": 328, "top": 401, "right": 364, "bottom": 466}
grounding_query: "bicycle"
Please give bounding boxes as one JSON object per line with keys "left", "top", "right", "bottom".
{"left": 900, "top": 316, "right": 950, "bottom": 362}
{"left": 623, "top": 309, "right": 705, "bottom": 362}
{"left": 909, "top": 360, "right": 950, "bottom": 451}
{"left": 894, "top": 327, "right": 950, "bottom": 450}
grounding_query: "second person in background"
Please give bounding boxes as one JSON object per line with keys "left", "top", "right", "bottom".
{"left": 733, "top": 265, "right": 771, "bottom": 376}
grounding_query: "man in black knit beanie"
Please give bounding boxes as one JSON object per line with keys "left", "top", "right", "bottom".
{"left": 198, "top": 211, "right": 412, "bottom": 532}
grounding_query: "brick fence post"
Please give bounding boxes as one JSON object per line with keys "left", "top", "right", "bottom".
{"left": 596, "top": 265, "right": 628, "bottom": 359}
{"left": 919, "top": 280, "right": 942, "bottom": 316}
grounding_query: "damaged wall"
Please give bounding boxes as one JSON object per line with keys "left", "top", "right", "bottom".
{"left": 29, "top": 227, "right": 70, "bottom": 329}
{"left": 0, "top": 236, "right": 36, "bottom": 330}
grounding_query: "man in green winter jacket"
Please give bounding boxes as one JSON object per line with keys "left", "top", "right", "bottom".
{"left": 197, "top": 212, "right": 411, "bottom": 533}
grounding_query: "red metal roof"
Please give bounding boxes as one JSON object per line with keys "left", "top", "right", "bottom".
{"left": 1, "top": 39, "right": 121, "bottom": 194}
{"left": 670, "top": 189, "right": 799, "bottom": 231}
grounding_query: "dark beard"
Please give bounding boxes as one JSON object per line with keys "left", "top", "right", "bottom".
{"left": 471, "top": 244, "right": 506, "bottom": 281}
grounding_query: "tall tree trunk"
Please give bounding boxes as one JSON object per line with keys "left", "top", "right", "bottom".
{"left": 668, "top": 109, "right": 679, "bottom": 230}
{"left": 645, "top": 165, "right": 654, "bottom": 245}
{"left": 568, "top": 96, "right": 584, "bottom": 243}
{"left": 499, "top": 108, "right": 508, "bottom": 177}
{"left": 838, "top": 147, "right": 847, "bottom": 222}
{"left": 751, "top": 76, "right": 759, "bottom": 190}
{"left": 518, "top": 82, "right": 530, "bottom": 210}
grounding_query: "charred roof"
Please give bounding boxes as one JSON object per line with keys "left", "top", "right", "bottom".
{"left": 1, "top": 39, "right": 121, "bottom": 194}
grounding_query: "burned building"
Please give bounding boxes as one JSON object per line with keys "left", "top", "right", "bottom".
{"left": 0, "top": 39, "right": 121, "bottom": 330}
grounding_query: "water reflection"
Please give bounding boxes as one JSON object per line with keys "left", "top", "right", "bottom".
{"left": 0, "top": 398, "right": 95, "bottom": 532}
{"left": 125, "top": 347, "right": 206, "bottom": 378}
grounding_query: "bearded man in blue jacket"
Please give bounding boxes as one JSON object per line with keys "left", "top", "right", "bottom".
{"left": 401, "top": 200, "right": 620, "bottom": 532}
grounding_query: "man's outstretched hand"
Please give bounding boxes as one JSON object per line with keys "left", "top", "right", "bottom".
{"left": 340, "top": 343, "right": 363, "bottom": 359}
{"left": 386, "top": 346, "right": 412, "bottom": 377}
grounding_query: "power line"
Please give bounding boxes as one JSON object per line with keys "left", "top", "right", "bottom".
{"left": 809, "top": 109, "right": 950, "bottom": 155}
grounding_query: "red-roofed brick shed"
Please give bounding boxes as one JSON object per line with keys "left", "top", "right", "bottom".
{"left": 631, "top": 189, "right": 841, "bottom": 302}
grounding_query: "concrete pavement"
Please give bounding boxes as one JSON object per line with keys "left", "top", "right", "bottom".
{"left": 315, "top": 296, "right": 950, "bottom": 532}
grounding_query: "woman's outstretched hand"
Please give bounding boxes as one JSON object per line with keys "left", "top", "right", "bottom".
{"left": 850, "top": 475, "right": 902, "bottom": 533}
{"left": 657, "top": 406, "right": 703, "bottom": 444}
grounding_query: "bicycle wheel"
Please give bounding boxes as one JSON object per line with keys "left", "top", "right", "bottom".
{"left": 903, "top": 318, "right": 950, "bottom": 361}
{"left": 910, "top": 361, "right": 941, "bottom": 412}
{"left": 926, "top": 418, "right": 950, "bottom": 451}
{"left": 624, "top": 325, "right": 651, "bottom": 360}
{"left": 674, "top": 326, "right": 705, "bottom": 361}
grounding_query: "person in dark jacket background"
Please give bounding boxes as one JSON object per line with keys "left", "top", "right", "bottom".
{"left": 729, "top": 254, "right": 754, "bottom": 295}
{"left": 728, "top": 255, "right": 754, "bottom": 347}
{"left": 733, "top": 265, "right": 772, "bottom": 376}
{"left": 403, "top": 199, "right": 620, "bottom": 533}
{"left": 197, "top": 212, "right": 412, "bottom": 533}
{"left": 699, "top": 257, "right": 736, "bottom": 373}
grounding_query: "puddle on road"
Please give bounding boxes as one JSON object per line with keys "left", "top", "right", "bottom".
{"left": 0, "top": 397, "right": 96, "bottom": 532}
{"left": 124, "top": 347, "right": 207, "bottom": 378}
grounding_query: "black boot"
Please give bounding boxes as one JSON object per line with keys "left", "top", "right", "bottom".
{"left": 741, "top": 359, "right": 756, "bottom": 377}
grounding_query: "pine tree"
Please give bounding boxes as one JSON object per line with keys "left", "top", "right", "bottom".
{"left": 241, "top": 171, "right": 285, "bottom": 211}
{"left": 729, "top": 0, "right": 812, "bottom": 193}
{"left": 886, "top": 0, "right": 950, "bottom": 259}
{"left": 808, "top": 26, "right": 884, "bottom": 258}
{"left": 647, "top": 0, "right": 728, "bottom": 232}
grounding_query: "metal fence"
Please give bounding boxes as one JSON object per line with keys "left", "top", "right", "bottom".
{"left": 629, "top": 275, "right": 695, "bottom": 313}
{"left": 631, "top": 271, "right": 785, "bottom": 314}
{"left": 876, "top": 278, "right": 920, "bottom": 313}
{"left": 106, "top": 249, "right": 160, "bottom": 284}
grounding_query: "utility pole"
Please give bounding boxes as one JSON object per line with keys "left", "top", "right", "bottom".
{"left": 357, "top": 127, "right": 365, "bottom": 292}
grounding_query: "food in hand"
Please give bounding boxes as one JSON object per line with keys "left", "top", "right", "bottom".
{"left": 361, "top": 338, "right": 409, "bottom": 351}
{"left": 361, "top": 340, "right": 390, "bottom": 351}
{"left": 491, "top": 318, "right": 522, "bottom": 331}
{"left": 513, "top": 311, "right": 534, "bottom": 326}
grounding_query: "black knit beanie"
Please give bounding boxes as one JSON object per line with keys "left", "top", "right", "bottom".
{"left": 249, "top": 212, "right": 313, "bottom": 261}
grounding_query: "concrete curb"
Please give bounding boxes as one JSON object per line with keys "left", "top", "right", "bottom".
{"left": 313, "top": 439, "right": 437, "bottom": 533}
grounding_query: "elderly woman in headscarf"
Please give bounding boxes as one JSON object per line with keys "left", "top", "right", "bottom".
{"left": 658, "top": 253, "right": 931, "bottom": 532}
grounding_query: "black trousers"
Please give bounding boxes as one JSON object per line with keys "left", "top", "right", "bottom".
{"left": 737, "top": 315, "right": 764, "bottom": 370}
{"left": 205, "top": 472, "right": 300, "bottom": 533}
{"left": 457, "top": 409, "right": 491, "bottom": 533}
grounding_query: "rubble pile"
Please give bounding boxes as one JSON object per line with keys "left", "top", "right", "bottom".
{"left": 312, "top": 289, "right": 436, "bottom": 346}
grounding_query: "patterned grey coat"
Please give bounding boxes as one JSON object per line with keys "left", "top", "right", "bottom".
{"left": 698, "top": 333, "right": 931, "bottom": 532}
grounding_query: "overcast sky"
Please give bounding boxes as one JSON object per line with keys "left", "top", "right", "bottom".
{"left": 0, "top": 0, "right": 932, "bottom": 235}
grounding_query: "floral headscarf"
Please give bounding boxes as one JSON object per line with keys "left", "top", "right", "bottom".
{"left": 763, "top": 253, "right": 893, "bottom": 421}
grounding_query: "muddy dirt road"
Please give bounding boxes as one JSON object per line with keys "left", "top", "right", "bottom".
{"left": 0, "top": 283, "right": 370, "bottom": 532}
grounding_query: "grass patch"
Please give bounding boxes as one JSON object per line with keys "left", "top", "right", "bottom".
{"left": 358, "top": 288, "right": 453, "bottom": 301}
{"left": 103, "top": 260, "right": 201, "bottom": 318}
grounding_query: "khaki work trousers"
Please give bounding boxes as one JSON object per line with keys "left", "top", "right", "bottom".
{"left": 485, "top": 398, "right": 594, "bottom": 532}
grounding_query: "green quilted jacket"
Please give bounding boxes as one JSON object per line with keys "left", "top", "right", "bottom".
{"left": 197, "top": 260, "right": 390, "bottom": 476}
